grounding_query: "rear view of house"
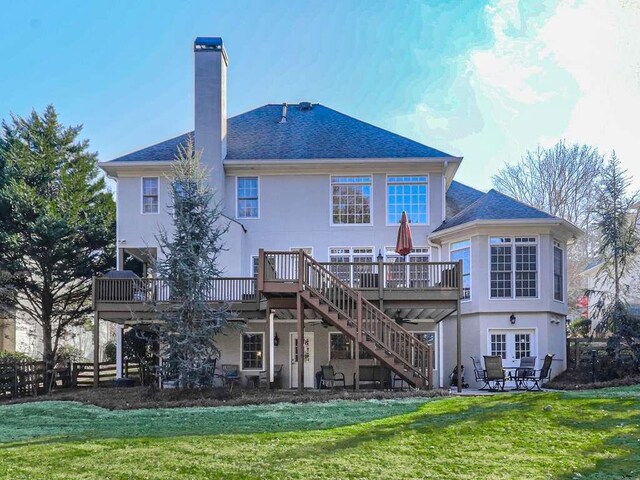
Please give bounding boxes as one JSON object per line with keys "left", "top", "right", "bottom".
{"left": 96, "top": 37, "right": 581, "bottom": 389}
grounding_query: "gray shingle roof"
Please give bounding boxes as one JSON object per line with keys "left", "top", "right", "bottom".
{"left": 106, "top": 103, "right": 453, "bottom": 163}
{"left": 434, "top": 189, "right": 555, "bottom": 233}
{"left": 446, "top": 181, "right": 485, "bottom": 219}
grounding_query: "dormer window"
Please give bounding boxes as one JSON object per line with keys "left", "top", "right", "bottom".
{"left": 237, "top": 177, "right": 259, "bottom": 219}
{"left": 142, "top": 177, "right": 159, "bottom": 214}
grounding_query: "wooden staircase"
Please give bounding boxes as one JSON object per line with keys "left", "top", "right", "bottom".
{"left": 259, "top": 251, "right": 434, "bottom": 389}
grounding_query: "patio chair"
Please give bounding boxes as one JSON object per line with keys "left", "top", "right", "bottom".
{"left": 483, "top": 355, "right": 506, "bottom": 391}
{"left": 221, "top": 364, "right": 241, "bottom": 392}
{"left": 470, "top": 356, "right": 489, "bottom": 390}
{"left": 524, "top": 354, "right": 554, "bottom": 391}
{"left": 512, "top": 356, "right": 536, "bottom": 390}
{"left": 320, "top": 365, "right": 346, "bottom": 389}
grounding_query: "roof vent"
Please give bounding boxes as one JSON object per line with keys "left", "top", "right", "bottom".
{"left": 279, "top": 103, "right": 288, "bottom": 124}
{"left": 299, "top": 102, "right": 313, "bottom": 111}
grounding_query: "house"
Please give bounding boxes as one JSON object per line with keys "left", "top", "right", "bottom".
{"left": 96, "top": 37, "right": 581, "bottom": 390}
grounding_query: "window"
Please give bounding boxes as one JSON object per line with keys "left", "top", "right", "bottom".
{"left": 329, "top": 333, "right": 352, "bottom": 360}
{"left": 251, "top": 256, "right": 259, "bottom": 277}
{"left": 490, "top": 333, "right": 507, "bottom": 359}
{"left": 554, "top": 241, "right": 563, "bottom": 301}
{"left": 242, "top": 333, "right": 264, "bottom": 370}
{"left": 331, "top": 176, "right": 371, "bottom": 224}
{"left": 514, "top": 333, "right": 531, "bottom": 359}
{"left": 387, "top": 176, "right": 428, "bottom": 224}
{"left": 451, "top": 240, "right": 471, "bottom": 299}
{"left": 329, "top": 247, "right": 374, "bottom": 287}
{"left": 237, "top": 177, "right": 259, "bottom": 218}
{"left": 413, "top": 332, "right": 436, "bottom": 366}
{"left": 490, "top": 237, "right": 537, "bottom": 299}
{"left": 142, "top": 177, "right": 159, "bottom": 214}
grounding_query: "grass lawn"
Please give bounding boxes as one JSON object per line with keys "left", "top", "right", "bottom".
{"left": 1, "top": 387, "right": 639, "bottom": 479}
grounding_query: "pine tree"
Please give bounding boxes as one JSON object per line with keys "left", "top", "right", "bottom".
{"left": 149, "top": 136, "right": 231, "bottom": 388}
{"left": 591, "top": 153, "right": 640, "bottom": 365}
{"left": 0, "top": 105, "right": 115, "bottom": 364}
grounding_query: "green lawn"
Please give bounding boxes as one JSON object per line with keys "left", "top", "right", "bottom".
{"left": 1, "top": 388, "right": 639, "bottom": 480}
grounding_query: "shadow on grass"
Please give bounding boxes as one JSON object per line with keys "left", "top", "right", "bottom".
{"left": 0, "top": 397, "right": 433, "bottom": 448}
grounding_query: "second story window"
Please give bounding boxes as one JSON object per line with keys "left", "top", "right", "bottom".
{"left": 387, "top": 176, "right": 428, "bottom": 224}
{"left": 490, "top": 237, "right": 538, "bottom": 299}
{"left": 237, "top": 177, "right": 259, "bottom": 218}
{"left": 331, "top": 176, "right": 371, "bottom": 225}
{"left": 451, "top": 240, "right": 471, "bottom": 299}
{"left": 142, "top": 177, "right": 159, "bottom": 214}
{"left": 554, "top": 241, "right": 564, "bottom": 301}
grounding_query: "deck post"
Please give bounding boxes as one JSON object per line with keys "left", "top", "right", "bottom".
{"left": 93, "top": 312, "right": 100, "bottom": 388}
{"left": 456, "top": 259, "right": 463, "bottom": 393}
{"left": 355, "top": 291, "right": 362, "bottom": 391}
{"left": 377, "top": 252, "right": 384, "bottom": 311}
{"left": 264, "top": 303, "right": 271, "bottom": 388}
{"left": 115, "top": 324, "right": 124, "bottom": 379}
{"left": 296, "top": 293, "right": 304, "bottom": 393}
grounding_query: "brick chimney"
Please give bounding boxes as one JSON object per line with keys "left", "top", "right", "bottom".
{"left": 194, "top": 37, "right": 227, "bottom": 202}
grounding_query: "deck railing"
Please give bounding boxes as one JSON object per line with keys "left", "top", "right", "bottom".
{"left": 94, "top": 277, "right": 258, "bottom": 304}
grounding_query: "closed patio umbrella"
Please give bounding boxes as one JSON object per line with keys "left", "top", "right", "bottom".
{"left": 395, "top": 211, "right": 413, "bottom": 257}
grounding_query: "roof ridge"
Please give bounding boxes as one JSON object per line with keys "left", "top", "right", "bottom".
{"left": 487, "top": 189, "right": 553, "bottom": 218}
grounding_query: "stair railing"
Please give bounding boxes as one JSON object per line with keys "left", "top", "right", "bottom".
{"left": 301, "top": 252, "right": 432, "bottom": 386}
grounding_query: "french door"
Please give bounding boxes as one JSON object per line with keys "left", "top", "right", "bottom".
{"left": 487, "top": 329, "right": 536, "bottom": 368}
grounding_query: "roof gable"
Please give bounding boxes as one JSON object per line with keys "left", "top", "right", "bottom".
{"left": 446, "top": 181, "right": 485, "bottom": 219}
{"left": 105, "top": 104, "right": 453, "bottom": 163}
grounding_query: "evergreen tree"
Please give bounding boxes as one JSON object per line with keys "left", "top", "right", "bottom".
{"left": 0, "top": 105, "right": 115, "bottom": 364}
{"left": 149, "top": 136, "right": 230, "bottom": 388}
{"left": 591, "top": 153, "right": 640, "bottom": 365}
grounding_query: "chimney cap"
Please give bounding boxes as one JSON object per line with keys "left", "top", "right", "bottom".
{"left": 194, "top": 37, "right": 223, "bottom": 48}
{"left": 194, "top": 37, "right": 228, "bottom": 63}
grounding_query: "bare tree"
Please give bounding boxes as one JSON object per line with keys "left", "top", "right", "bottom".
{"left": 493, "top": 140, "right": 603, "bottom": 232}
{"left": 493, "top": 140, "right": 605, "bottom": 320}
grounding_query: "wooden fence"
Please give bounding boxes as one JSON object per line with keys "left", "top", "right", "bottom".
{"left": 0, "top": 360, "right": 142, "bottom": 399}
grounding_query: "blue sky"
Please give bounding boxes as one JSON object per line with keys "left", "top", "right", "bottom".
{"left": 1, "top": 0, "right": 638, "bottom": 191}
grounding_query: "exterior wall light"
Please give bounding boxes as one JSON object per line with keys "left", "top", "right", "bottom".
{"left": 510, "top": 314, "right": 516, "bottom": 325}
{"left": 273, "top": 332, "right": 280, "bottom": 347}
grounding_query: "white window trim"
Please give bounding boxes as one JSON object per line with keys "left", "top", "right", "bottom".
{"left": 383, "top": 246, "right": 430, "bottom": 260}
{"left": 553, "top": 240, "right": 565, "bottom": 303}
{"left": 330, "top": 175, "right": 373, "bottom": 227}
{"left": 140, "top": 177, "right": 160, "bottom": 215}
{"left": 384, "top": 173, "right": 430, "bottom": 227}
{"left": 328, "top": 246, "right": 375, "bottom": 262}
{"left": 236, "top": 176, "right": 260, "bottom": 220}
{"left": 450, "top": 240, "right": 471, "bottom": 302}
{"left": 488, "top": 235, "right": 540, "bottom": 301}
{"left": 240, "top": 331, "right": 265, "bottom": 372}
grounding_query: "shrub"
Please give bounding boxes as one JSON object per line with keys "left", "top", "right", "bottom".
{"left": 0, "top": 350, "right": 33, "bottom": 362}
{"left": 103, "top": 341, "right": 117, "bottom": 363}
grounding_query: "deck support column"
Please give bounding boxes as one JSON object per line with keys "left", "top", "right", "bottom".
{"left": 115, "top": 324, "right": 124, "bottom": 379}
{"left": 93, "top": 312, "right": 100, "bottom": 388}
{"left": 355, "top": 291, "right": 362, "bottom": 391}
{"left": 456, "top": 259, "right": 463, "bottom": 393}
{"left": 296, "top": 293, "right": 304, "bottom": 393}
{"left": 264, "top": 304, "right": 272, "bottom": 388}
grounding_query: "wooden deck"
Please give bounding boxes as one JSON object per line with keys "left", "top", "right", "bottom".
{"left": 93, "top": 256, "right": 461, "bottom": 323}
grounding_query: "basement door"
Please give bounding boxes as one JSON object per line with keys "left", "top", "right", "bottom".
{"left": 487, "top": 329, "right": 536, "bottom": 369}
{"left": 289, "top": 332, "right": 315, "bottom": 389}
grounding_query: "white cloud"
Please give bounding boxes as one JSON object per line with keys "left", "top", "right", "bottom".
{"left": 467, "top": 0, "right": 640, "bottom": 184}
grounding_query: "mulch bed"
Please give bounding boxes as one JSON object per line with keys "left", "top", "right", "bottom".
{"left": 546, "top": 369, "right": 640, "bottom": 391}
{"left": 0, "top": 386, "right": 447, "bottom": 410}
